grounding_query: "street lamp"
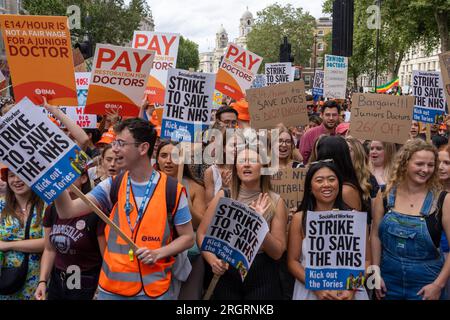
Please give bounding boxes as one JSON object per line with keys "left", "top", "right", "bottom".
{"left": 374, "top": 0, "right": 381, "bottom": 92}
{"left": 313, "top": 34, "right": 318, "bottom": 80}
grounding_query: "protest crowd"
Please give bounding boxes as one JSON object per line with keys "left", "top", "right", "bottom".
{"left": 0, "top": 13, "right": 450, "bottom": 302}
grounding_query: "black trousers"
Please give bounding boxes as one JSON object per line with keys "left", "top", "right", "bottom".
{"left": 212, "top": 253, "right": 283, "bottom": 300}
{"left": 47, "top": 267, "right": 100, "bottom": 300}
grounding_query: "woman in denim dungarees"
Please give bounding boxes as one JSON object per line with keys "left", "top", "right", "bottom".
{"left": 371, "top": 139, "right": 450, "bottom": 300}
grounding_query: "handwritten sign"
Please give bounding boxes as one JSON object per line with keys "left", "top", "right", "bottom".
{"left": 271, "top": 167, "right": 307, "bottom": 209}
{"left": 324, "top": 55, "right": 348, "bottom": 99}
{"left": 349, "top": 93, "right": 414, "bottom": 144}
{"left": 247, "top": 81, "right": 308, "bottom": 129}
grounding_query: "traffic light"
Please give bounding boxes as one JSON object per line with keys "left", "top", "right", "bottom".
{"left": 75, "top": 39, "right": 93, "bottom": 60}
{"left": 279, "top": 36, "right": 294, "bottom": 63}
{"left": 332, "top": 0, "right": 354, "bottom": 57}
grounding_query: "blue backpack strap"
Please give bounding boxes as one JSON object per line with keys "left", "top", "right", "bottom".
{"left": 109, "top": 171, "right": 126, "bottom": 211}
{"left": 165, "top": 175, "right": 179, "bottom": 238}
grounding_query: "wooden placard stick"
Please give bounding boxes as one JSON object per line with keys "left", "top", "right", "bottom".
{"left": 203, "top": 274, "right": 221, "bottom": 300}
{"left": 69, "top": 184, "right": 138, "bottom": 252}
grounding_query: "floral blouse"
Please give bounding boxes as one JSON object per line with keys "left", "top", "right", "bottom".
{"left": 0, "top": 199, "right": 44, "bottom": 300}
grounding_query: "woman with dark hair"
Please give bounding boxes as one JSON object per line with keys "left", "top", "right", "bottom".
{"left": 34, "top": 170, "right": 105, "bottom": 300}
{"left": 0, "top": 169, "right": 45, "bottom": 300}
{"left": 287, "top": 161, "right": 369, "bottom": 300}
{"left": 316, "top": 136, "right": 363, "bottom": 211}
{"left": 155, "top": 140, "right": 206, "bottom": 300}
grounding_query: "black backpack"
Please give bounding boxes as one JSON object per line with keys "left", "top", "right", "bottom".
{"left": 109, "top": 171, "right": 179, "bottom": 236}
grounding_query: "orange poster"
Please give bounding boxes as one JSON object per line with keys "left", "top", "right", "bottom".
{"left": 84, "top": 44, "right": 155, "bottom": 117}
{"left": 0, "top": 15, "right": 77, "bottom": 106}
{"left": 215, "top": 43, "right": 262, "bottom": 101}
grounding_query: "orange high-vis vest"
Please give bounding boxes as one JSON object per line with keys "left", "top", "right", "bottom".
{"left": 98, "top": 171, "right": 184, "bottom": 297}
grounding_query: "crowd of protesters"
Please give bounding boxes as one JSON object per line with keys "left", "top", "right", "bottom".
{"left": 1, "top": 89, "right": 450, "bottom": 301}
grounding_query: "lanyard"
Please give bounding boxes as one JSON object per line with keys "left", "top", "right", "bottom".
{"left": 125, "top": 170, "right": 156, "bottom": 234}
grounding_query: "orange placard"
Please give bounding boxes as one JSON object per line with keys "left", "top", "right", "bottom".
{"left": 0, "top": 15, "right": 77, "bottom": 106}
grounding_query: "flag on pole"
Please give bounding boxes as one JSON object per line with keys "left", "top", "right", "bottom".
{"left": 376, "top": 77, "right": 399, "bottom": 93}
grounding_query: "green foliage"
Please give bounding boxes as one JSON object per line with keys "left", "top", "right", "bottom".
{"left": 247, "top": 3, "right": 316, "bottom": 71}
{"left": 176, "top": 36, "right": 200, "bottom": 71}
{"left": 23, "top": 0, "right": 148, "bottom": 47}
{"left": 323, "top": 0, "right": 447, "bottom": 85}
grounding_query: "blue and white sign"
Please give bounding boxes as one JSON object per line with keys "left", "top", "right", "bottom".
{"left": 161, "top": 68, "right": 215, "bottom": 143}
{"left": 324, "top": 54, "right": 348, "bottom": 99}
{"left": 201, "top": 197, "right": 269, "bottom": 281}
{"left": 251, "top": 74, "right": 266, "bottom": 89}
{"left": 0, "top": 97, "right": 85, "bottom": 204}
{"left": 312, "top": 70, "right": 324, "bottom": 97}
{"left": 75, "top": 72, "right": 90, "bottom": 106}
{"left": 412, "top": 71, "right": 447, "bottom": 124}
{"left": 305, "top": 210, "right": 367, "bottom": 291}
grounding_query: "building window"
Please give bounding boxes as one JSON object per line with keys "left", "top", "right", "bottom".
{"left": 317, "top": 30, "right": 324, "bottom": 36}
{"left": 0, "top": 0, "right": 5, "bottom": 9}
{"left": 317, "top": 43, "right": 324, "bottom": 51}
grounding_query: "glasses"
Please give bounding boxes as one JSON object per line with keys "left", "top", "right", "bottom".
{"left": 219, "top": 120, "right": 238, "bottom": 127}
{"left": 279, "top": 140, "right": 293, "bottom": 146}
{"left": 111, "top": 140, "right": 141, "bottom": 148}
{"left": 309, "top": 159, "right": 334, "bottom": 166}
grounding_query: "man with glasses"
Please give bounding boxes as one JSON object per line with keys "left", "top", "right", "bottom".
{"left": 214, "top": 105, "right": 239, "bottom": 129}
{"left": 300, "top": 100, "right": 340, "bottom": 163}
{"left": 53, "top": 118, "right": 194, "bottom": 300}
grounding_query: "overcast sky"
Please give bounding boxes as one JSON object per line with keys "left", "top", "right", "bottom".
{"left": 132, "top": 1, "right": 326, "bottom": 53}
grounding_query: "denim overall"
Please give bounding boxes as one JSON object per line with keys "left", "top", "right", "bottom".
{"left": 379, "top": 187, "right": 445, "bottom": 300}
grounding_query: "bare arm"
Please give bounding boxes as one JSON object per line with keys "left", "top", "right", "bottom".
{"left": 189, "top": 180, "right": 206, "bottom": 229}
{"left": 35, "top": 227, "right": 56, "bottom": 300}
{"left": 43, "top": 98, "right": 90, "bottom": 150}
{"left": 97, "top": 234, "right": 106, "bottom": 257}
{"left": 342, "top": 184, "right": 362, "bottom": 211}
{"left": 370, "top": 191, "right": 384, "bottom": 267}
{"left": 204, "top": 167, "right": 215, "bottom": 205}
{"left": 136, "top": 221, "right": 194, "bottom": 264}
{"left": 287, "top": 212, "right": 305, "bottom": 283}
{"left": 0, "top": 238, "right": 45, "bottom": 253}
{"left": 197, "top": 190, "right": 229, "bottom": 275}
{"left": 54, "top": 189, "right": 98, "bottom": 219}
{"left": 260, "top": 198, "right": 287, "bottom": 260}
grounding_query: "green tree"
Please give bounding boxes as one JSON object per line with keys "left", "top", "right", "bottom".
{"left": 323, "top": 0, "right": 446, "bottom": 85}
{"left": 23, "top": 0, "right": 149, "bottom": 47}
{"left": 246, "top": 4, "right": 316, "bottom": 71}
{"left": 176, "top": 36, "right": 200, "bottom": 71}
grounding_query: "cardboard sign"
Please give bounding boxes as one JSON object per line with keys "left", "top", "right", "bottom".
{"left": 75, "top": 72, "right": 90, "bottom": 106}
{"left": 215, "top": 43, "right": 262, "bottom": 101}
{"left": 271, "top": 167, "right": 307, "bottom": 209}
{"left": 312, "top": 70, "right": 324, "bottom": 96}
{"left": 84, "top": 44, "right": 155, "bottom": 116}
{"left": 247, "top": 81, "right": 308, "bottom": 129}
{"left": 132, "top": 31, "right": 180, "bottom": 105}
{"left": 265, "top": 62, "right": 293, "bottom": 86}
{"left": 0, "top": 15, "right": 78, "bottom": 106}
{"left": 304, "top": 210, "right": 367, "bottom": 291}
{"left": 324, "top": 54, "right": 348, "bottom": 99}
{"left": 439, "top": 51, "right": 450, "bottom": 105}
{"left": 161, "top": 69, "right": 216, "bottom": 142}
{"left": 412, "top": 71, "right": 447, "bottom": 123}
{"left": 349, "top": 93, "right": 414, "bottom": 144}
{"left": 201, "top": 197, "right": 269, "bottom": 280}
{"left": 0, "top": 97, "right": 85, "bottom": 203}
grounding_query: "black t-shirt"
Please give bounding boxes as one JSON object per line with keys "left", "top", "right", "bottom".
{"left": 43, "top": 205, "right": 103, "bottom": 272}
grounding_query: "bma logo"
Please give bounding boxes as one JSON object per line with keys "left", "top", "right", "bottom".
{"left": 142, "top": 235, "right": 161, "bottom": 242}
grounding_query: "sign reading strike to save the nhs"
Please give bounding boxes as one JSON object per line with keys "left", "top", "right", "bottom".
{"left": 412, "top": 70, "right": 447, "bottom": 124}
{"left": 0, "top": 97, "right": 84, "bottom": 204}
{"left": 201, "top": 197, "right": 269, "bottom": 281}
{"left": 305, "top": 210, "right": 367, "bottom": 291}
{"left": 161, "top": 68, "right": 216, "bottom": 142}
